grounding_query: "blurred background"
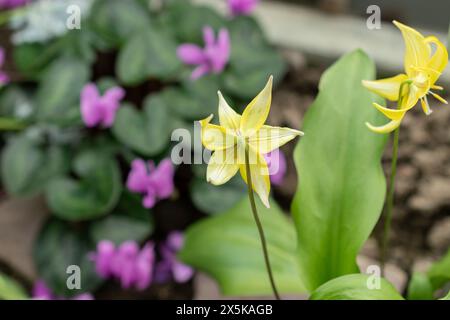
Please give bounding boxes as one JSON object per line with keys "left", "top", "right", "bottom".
{"left": 0, "top": 0, "right": 449, "bottom": 300}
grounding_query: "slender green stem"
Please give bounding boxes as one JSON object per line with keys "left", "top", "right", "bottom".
{"left": 244, "top": 145, "right": 280, "bottom": 300}
{"left": 380, "top": 127, "right": 399, "bottom": 274}
{"left": 379, "top": 81, "right": 410, "bottom": 274}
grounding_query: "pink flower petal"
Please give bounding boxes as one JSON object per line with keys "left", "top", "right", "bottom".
{"left": 126, "top": 159, "right": 150, "bottom": 193}
{"left": 149, "top": 159, "right": 175, "bottom": 199}
{"left": 190, "top": 64, "right": 210, "bottom": 80}
{"left": 177, "top": 44, "right": 206, "bottom": 65}
{"left": 203, "top": 26, "right": 215, "bottom": 48}
{"left": 80, "top": 83, "right": 101, "bottom": 127}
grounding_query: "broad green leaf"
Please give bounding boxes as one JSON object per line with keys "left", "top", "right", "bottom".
{"left": 190, "top": 176, "right": 246, "bottom": 215}
{"left": 1, "top": 136, "right": 69, "bottom": 197}
{"left": 179, "top": 198, "right": 306, "bottom": 296}
{"left": 34, "top": 218, "right": 102, "bottom": 297}
{"left": 427, "top": 247, "right": 450, "bottom": 291}
{"left": 89, "top": 0, "right": 151, "bottom": 47}
{"left": 112, "top": 96, "right": 172, "bottom": 156}
{"left": 36, "top": 57, "right": 90, "bottom": 122}
{"left": 407, "top": 272, "right": 434, "bottom": 300}
{"left": 89, "top": 192, "right": 154, "bottom": 245}
{"left": 116, "top": 26, "right": 180, "bottom": 85}
{"left": 46, "top": 150, "right": 122, "bottom": 221}
{"left": 310, "top": 274, "right": 404, "bottom": 300}
{"left": 0, "top": 273, "right": 28, "bottom": 300}
{"left": 291, "top": 50, "right": 388, "bottom": 291}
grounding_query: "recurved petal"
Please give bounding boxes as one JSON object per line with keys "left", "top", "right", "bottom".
{"left": 207, "top": 147, "right": 239, "bottom": 185}
{"left": 366, "top": 119, "right": 403, "bottom": 134}
{"left": 239, "top": 147, "right": 271, "bottom": 208}
{"left": 218, "top": 91, "right": 241, "bottom": 130}
{"left": 362, "top": 74, "right": 408, "bottom": 101}
{"left": 424, "top": 36, "right": 448, "bottom": 84}
{"left": 240, "top": 76, "right": 273, "bottom": 136}
{"left": 248, "top": 125, "right": 304, "bottom": 154}
{"left": 393, "top": 20, "right": 431, "bottom": 75}
{"left": 372, "top": 103, "right": 406, "bottom": 121}
{"left": 199, "top": 115, "right": 237, "bottom": 151}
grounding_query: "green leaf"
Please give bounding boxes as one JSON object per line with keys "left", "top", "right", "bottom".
{"left": 46, "top": 150, "right": 122, "bottom": 221}
{"left": 89, "top": 191, "right": 154, "bottom": 245}
{"left": 34, "top": 218, "right": 102, "bottom": 297}
{"left": 36, "top": 57, "right": 90, "bottom": 122}
{"left": 89, "top": 0, "right": 151, "bottom": 47}
{"left": 407, "top": 272, "right": 434, "bottom": 300}
{"left": 112, "top": 95, "right": 172, "bottom": 156}
{"left": 222, "top": 15, "right": 285, "bottom": 99}
{"left": 291, "top": 50, "right": 388, "bottom": 291}
{"left": 190, "top": 176, "right": 246, "bottom": 215}
{"left": 162, "top": 76, "right": 220, "bottom": 120}
{"left": 310, "top": 274, "right": 404, "bottom": 300}
{"left": 0, "top": 273, "right": 28, "bottom": 300}
{"left": 161, "top": 2, "right": 225, "bottom": 43}
{"left": 116, "top": 26, "right": 180, "bottom": 85}
{"left": 440, "top": 290, "right": 450, "bottom": 300}
{"left": 179, "top": 198, "right": 306, "bottom": 296}
{"left": 427, "top": 247, "right": 450, "bottom": 291}
{"left": 1, "top": 136, "right": 69, "bottom": 197}
{"left": 0, "top": 86, "right": 34, "bottom": 119}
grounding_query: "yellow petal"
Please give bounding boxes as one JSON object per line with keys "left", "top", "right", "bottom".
{"left": 199, "top": 115, "right": 236, "bottom": 151}
{"left": 366, "top": 119, "right": 402, "bottom": 134}
{"left": 420, "top": 97, "right": 432, "bottom": 115}
{"left": 248, "top": 125, "right": 304, "bottom": 154}
{"left": 393, "top": 20, "right": 431, "bottom": 75}
{"left": 424, "top": 36, "right": 448, "bottom": 82}
{"left": 207, "top": 147, "right": 239, "bottom": 185}
{"left": 362, "top": 74, "right": 408, "bottom": 101}
{"left": 372, "top": 103, "right": 406, "bottom": 121}
{"left": 218, "top": 91, "right": 241, "bottom": 130}
{"left": 400, "top": 84, "right": 420, "bottom": 109}
{"left": 239, "top": 146, "right": 271, "bottom": 208}
{"left": 240, "top": 76, "right": 273, "bottom": 136}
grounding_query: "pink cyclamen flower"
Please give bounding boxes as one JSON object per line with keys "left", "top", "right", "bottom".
{"left": 89, "top": 240, "right": 116, "bottom": 278}
{"left": 0, "top": 48, "right": 9, "bottom": 86}
{"left": 32, "top": 280, "right": 94, "bottom": 300}
{"left": 228, "top": 0, "right": 259, "bottom": 16}
{"left": 177, "top": 26, "right": 230, "bottom": 80}
{"left": 90, "top": 240, "right": 155, "bottom": 291}
{"left": 155, "top": 231, "right": 194, "bottom": 284}
{"left": 126, "top": 158, "right": 175, "bottom": 209}
{"left": 0, "top": 0, "right": 29, "bottom": 9}
{"left": 80, "top": 83, "right": 125, "bottom": 128}
{"left": 264, "top": 149, "right": 287, "bottom": 186}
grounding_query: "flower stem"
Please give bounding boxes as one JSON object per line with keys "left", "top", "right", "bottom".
{"left": 379, "top": 81, "right": 410, "bottom": 275}
{"left": 380, "top": 126, "right": 399, "bottom": 275}
{"left": 244, "top": 146, "right": 280, "bottom": 300}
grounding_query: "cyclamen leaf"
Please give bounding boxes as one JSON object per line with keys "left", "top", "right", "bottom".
{"left": 310, "top": 274, "right": 404, "bottom": 300}
{"left": 291, "top": 50, "right": 388, "bottom": 291}
{"left": 179, "top": 198, "right": 306, "bottom": 296}
{"left": 46, "top": 150, "right": 122, "bottom": 221}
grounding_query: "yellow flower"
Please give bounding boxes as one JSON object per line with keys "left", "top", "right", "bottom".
{"left": 199, "top": 76, "right": 303, "bottom": 208}
{"left": 362, "top": 21, "right": 448, "bottom": 134}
